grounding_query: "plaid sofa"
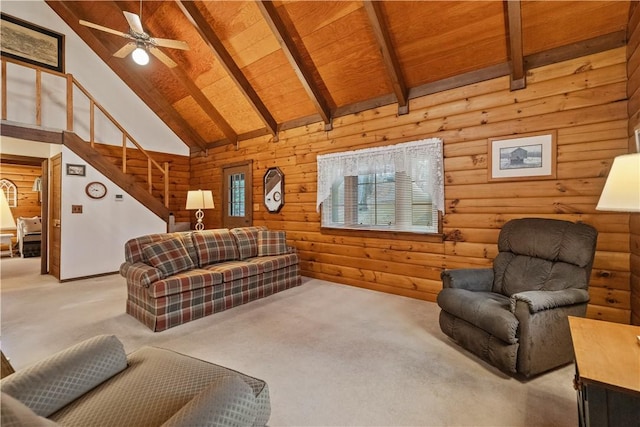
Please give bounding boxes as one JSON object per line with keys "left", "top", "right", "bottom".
{"left": 120, "top": 227, "right": 301, "bottom": 332}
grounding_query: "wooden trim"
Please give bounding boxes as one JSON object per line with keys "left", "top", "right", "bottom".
{"left": 0, "top": 121, "right": 63, "bottom": 144}
{"left": 1, "top": 60, "right": 6, "bottom": 120}
{"left": 258, "top": 1, "right": 333, "bottom": 127}
{"left": 321, "top": 227, "right": 444, "bottom": 244}
{"left": 40, "top": 158, "right": 48, "bottom": 274}
{"left": 177, "top": 0, "right": 278, "bottom": 138}
{"left": 409, "top": 63, "right": 511, "bottom": 100}
{"left": 0, "top": 153, "right": 47, "bottom": 166}
{"left": 35, "top": 69, "right": 42, "bottom": 125}
{"left": 524, "top": 30, "right": 627, "bottom": 70}
{"left": 506, "top": 0, "right": 525, "bottom": 90}
{"left": 363, "top": 0, "right": 409, "bottom": 114}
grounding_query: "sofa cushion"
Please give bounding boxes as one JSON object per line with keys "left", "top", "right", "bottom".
{"left": 1, "top": 335, "right": 128, "bottom": 417}
{"left": 230, "top": 227, "right": 265, "bottom": 260}
{"left": 148, "top": 269, "right": 224, "bottom": 298}
{"left": 124, "top": 232, "right": 194, "bottom": 264}
{"left": 437, "top": 289, "right": 519, "bottom": 344}
{"left": 245, "top": 253, "right": 299, "bottom": 273}
{"left": 1, "top": 393, "right": 59, "bottom": 427}
{"left": 143, "top": 237, "right": 196, "bottom": 278}
{"left": 193, "top": 229, "right": 239, "bottom": 266}
{"left": 161, "top": 375, "right": 257, "bottom": 427}
{"left": 257, "top": 230, "right": 288, "bottom": 256}
{"left": 205, "top": 261, "right": 262, "bottom": 282}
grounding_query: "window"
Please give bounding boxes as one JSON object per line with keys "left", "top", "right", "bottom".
{"left": 228, "top": 172, "right": 245, "bottom": 217}
{"left": 317, "top": 138, "right": 443, "bottom": 234}
{"left": 0, "top": 179, "right": 18, "bottom": 208}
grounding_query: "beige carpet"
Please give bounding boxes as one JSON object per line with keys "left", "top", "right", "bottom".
{"left": 0, "top": 256, "right": 577, "bottom": 426}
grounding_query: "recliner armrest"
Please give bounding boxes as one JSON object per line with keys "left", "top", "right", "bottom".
{"left": 510, "top": 289, "right": 590, "bottom": 314}
{"left": 440, "top": 268, "right": 494, "bottom": 291}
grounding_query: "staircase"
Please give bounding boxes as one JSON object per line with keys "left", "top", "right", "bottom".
{"left": 0, "top": 57, "right": 170, "bottom": 221}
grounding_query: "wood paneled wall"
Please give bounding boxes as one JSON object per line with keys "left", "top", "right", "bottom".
{"left": 191, "top": 47, "right": 631, "bottom": 324}
{"left": 627, "top": 3, "right": 640, "bottom": 325}
{"left": 0, "top": 163, "right": 42, "bottom": 234}
{"left": 92, "top": 145, "right": 191, "bottom": 224}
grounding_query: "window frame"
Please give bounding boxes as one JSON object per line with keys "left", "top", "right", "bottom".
{"left": 316, "top": 138, "right": 444, "bottom": 240}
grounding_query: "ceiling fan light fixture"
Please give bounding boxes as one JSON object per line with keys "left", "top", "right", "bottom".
{"left": 132, "top": 45, "right": 149, "bottom": 65}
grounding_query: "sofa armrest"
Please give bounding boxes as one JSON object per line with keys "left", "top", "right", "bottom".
{"left": 510, "top": 289, "right": 590, "bottom": 314}
{"left": 124, "top": 262, "right": 164, "bottom": 287}
{"left": 161, "top": 376, "right": 257, "bottom": 427}
{"left": 0, "top": 335, "right": 128, "bottom": 418}
{"left": 440, "top": 268, "right": 494, "bottom": 291}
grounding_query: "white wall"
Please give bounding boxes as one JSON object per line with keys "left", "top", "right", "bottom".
{"left": 61, "top": 147, "right": 165, "bottom": 280}
{"left": 1, "top": 0, "right": 189, "bottom": 156}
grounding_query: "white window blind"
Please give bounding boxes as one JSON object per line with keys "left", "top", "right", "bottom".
{"left": 317, "top": 138, "right": 444, "bottom": 233}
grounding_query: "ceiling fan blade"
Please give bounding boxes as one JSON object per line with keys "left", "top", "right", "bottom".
{"left": 149, "top": 46, "right": 177, "bottom": 68}
{"left": 79, "top": 20, "right": 129, "bottom": 38}
{"left": 123, "top": 11, "right": 144, "bottom": 35}
{"left": 153, "top": 38, "right": 190, "bottom": 51}
{"left": 113, "top": 43, "right": 136, "bottom": 58}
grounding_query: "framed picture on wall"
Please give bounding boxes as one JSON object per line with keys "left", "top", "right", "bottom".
{"left": 0, "top": 13, "right": 65, "bottom": 73}
{"left": 66, "top": 164, "right": 85, "bottom": 176}
{"left": 488, "top": 131, "right": 557, "bottom": 182}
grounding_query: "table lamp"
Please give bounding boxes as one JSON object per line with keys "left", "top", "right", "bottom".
{"left": 596, "top": 153, "right": 640, "bottom": 212}
{"left": 0, "top": 190, "right": 16, "bottom": 230}
{"left": 186, "top": 190, "right": 214, "bottom": 231}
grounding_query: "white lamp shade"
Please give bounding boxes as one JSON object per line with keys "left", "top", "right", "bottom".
{"left": 186, "top": 190, "right": 215, "bottom": 210}
{"left": 0, "top": 190, "right": 16, "bottom": 230}
{"left": 596, "top": 153, "right": 640, "bottom": 212}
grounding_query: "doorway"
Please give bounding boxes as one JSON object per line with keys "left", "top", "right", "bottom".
{"left": 222, "top": 161, "right": 253, "bottom": 229}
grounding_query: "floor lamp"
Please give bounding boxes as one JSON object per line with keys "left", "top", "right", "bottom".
{"left": 186, "top": 190, "right": 214, "bottom": 231}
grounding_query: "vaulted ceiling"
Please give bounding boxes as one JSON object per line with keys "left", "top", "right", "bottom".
{"left": 46, "top": 1, "right": 632, "bottom": 154}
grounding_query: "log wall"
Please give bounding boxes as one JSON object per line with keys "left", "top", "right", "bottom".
{"left": 627, "top": 4, "right": 640, "bottom": 325}
{"left": 191, "top": 47, "right": 632, "bottom": 324}
{"left": 0, "top": 163, "right": 42, "bottom": 234}
{"left": 92, "top": 145, "right": 191, "bottom": 224}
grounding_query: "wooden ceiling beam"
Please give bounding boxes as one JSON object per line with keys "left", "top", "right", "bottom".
{"left": 45, "top": 0, "right": 209, "bottom": 151}
{"left": 257, "top": 1, "right": 333, "bottom": 131}
{"left": 505, "top": 0, "right": 525, "bottom": 90}
{"left": 176, "top": 0, "right": 279, "bottom": 139}
{"left": 363, "top": 0, "right": 409, "bottom": 115}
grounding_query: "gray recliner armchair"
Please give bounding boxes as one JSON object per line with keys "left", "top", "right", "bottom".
{"left": 437, "top": 218, "right": 598, "bottom": 377}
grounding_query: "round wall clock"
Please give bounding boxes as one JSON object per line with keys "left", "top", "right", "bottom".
{"left": 85, "top": 181, "right": 107, "bottom": 199}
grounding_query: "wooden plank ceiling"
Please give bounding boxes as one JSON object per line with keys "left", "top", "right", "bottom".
{"left": 45, "top": 1, "right": 630, "bottom": 153}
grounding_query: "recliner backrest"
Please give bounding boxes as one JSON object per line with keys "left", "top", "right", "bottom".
{"left": 492, "top": 218, "right": 598, "bottom": 296}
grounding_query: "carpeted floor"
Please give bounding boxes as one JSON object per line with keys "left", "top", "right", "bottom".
{"left": 0, "top": 256, "right": 578, "bottom": 426}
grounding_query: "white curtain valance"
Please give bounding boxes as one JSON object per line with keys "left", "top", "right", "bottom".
{"left": 316, "top": 138, "right": 444, "bottom": 212}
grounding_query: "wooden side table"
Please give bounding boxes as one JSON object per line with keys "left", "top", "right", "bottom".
{"left": 569, "top": 316, "right": 640, "bottom": 427}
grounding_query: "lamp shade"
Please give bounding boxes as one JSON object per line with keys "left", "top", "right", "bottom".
{"left": 186, "top": 190, "right": 215, "bottom": 210}
{"left": 596, "top": 153, "right": 640, "bottom": 212}
{"left": 0, "top": 190, "right": 16, "bottom": 230}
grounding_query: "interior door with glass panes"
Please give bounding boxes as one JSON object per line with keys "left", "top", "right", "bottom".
{"left": 222, "top": 162, "right": 253, "bottom": 229}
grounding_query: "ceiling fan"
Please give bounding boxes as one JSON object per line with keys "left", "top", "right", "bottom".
{"left": 79, "top": 7, "right": 188, "bottom": 68}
